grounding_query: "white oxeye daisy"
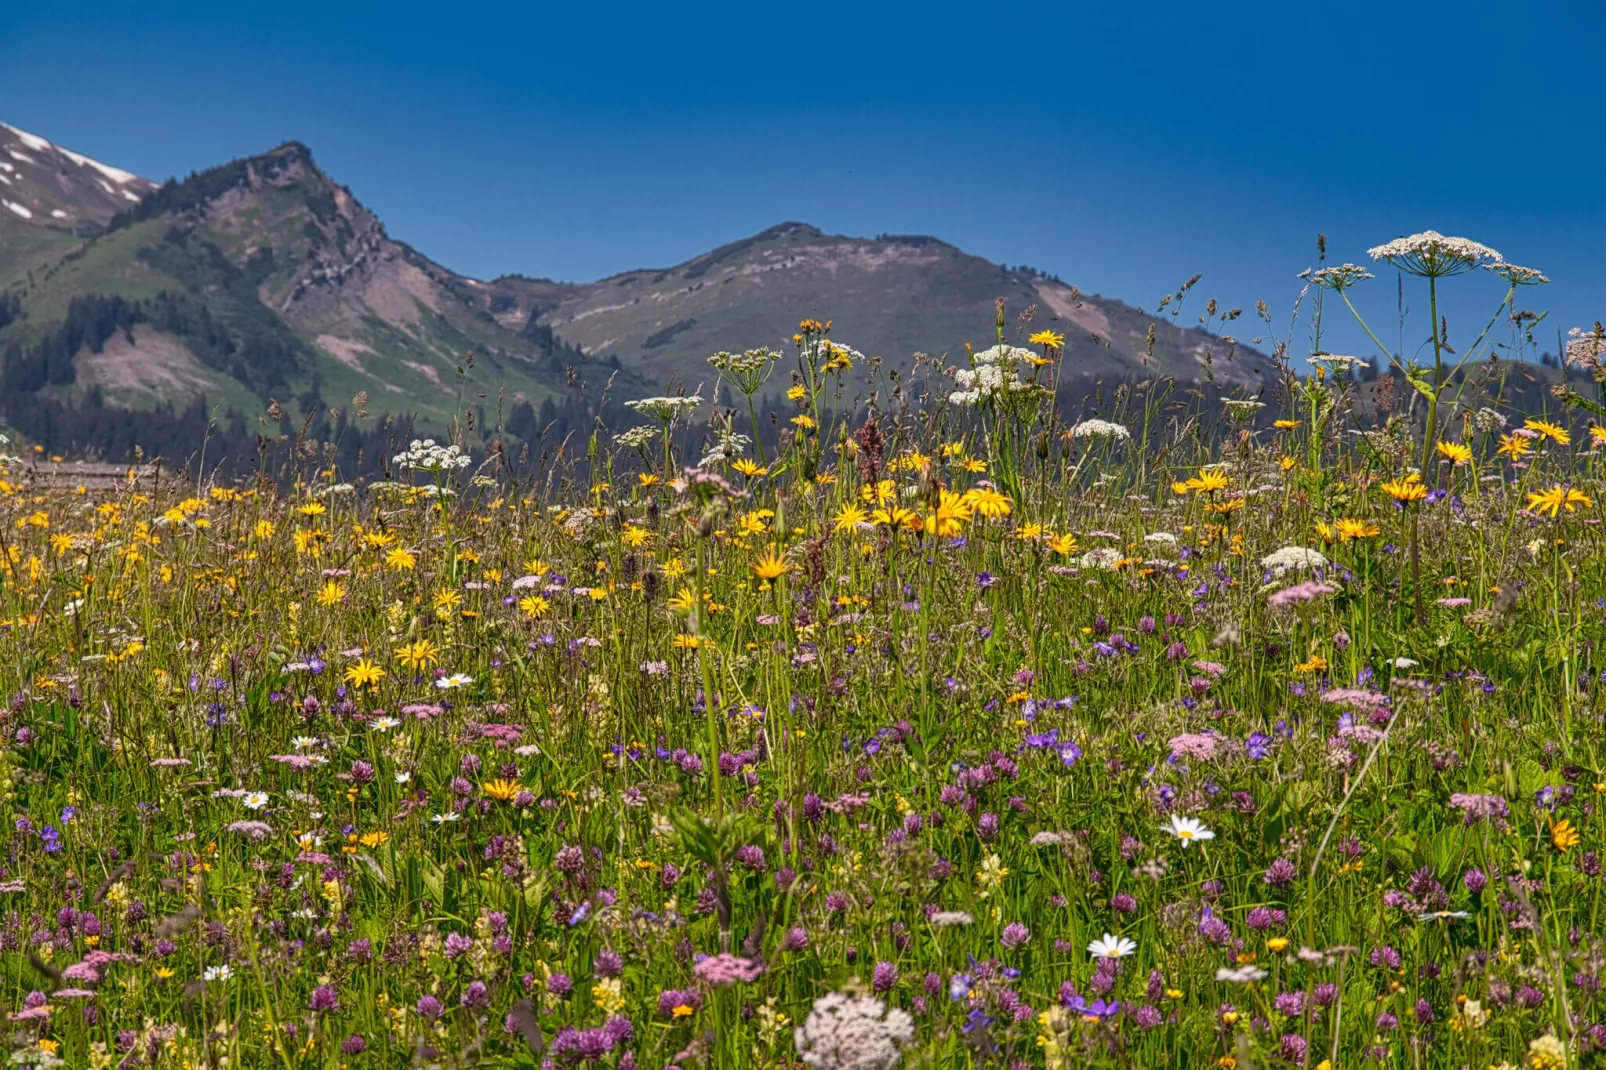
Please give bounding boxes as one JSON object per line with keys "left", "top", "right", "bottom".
{"left": 242, "top": 792, "right": 269, "bottom": 810}
{"left": 435, "top": 673, "right": 474, "bottom": 690}
{"left": 370, "top": 717, "right": 401, "bottom": 732}
{"left": 1087, "top": 933, "right": 1137, "bottom": 959}
{"left": 290, "top": 735, "right": 318, "bottom": 750}
{"left": 394, "top": 771, "right": 412, "bottom": 784}
{"left": 431, "top": 812, "right": 460, "bottom": 824}
{"left": 1164, "top": 813, "right": 1215, "bottom": 846}
{"left": 203, "top": 965, "right": 234, "bottom": 982}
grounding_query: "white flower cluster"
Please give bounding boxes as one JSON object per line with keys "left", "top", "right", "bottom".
{"left": 1261, "top": 545, "right": 1328, "bottom": 575}
{"left": 708, "top": 348, "right": 779, "bottom": 375}
{"left": 1472, "top": 407, "right": 1507, "bottom": 433}
{"left": 1079, "top": 547, "right": 1123, "bottom": 570}
{"left": 1486, "top": 262, "right": 1548, "bottom": 286}
{"left": 795, "top": 992, "right": 914, "bottom": 1070}
{"left": 1068, "top": 419, "right": 1131, "bottom": 440}
{"left": 1304, "top": 263, "right": 1374, "bottom": 290}
{"left": 615, "top": 425, "right": 658, "bottom": 450}
{"left": 1308, "top": 354, "right": 1368, "bottom": 373}
{"left": 947, "top": 345, "right": 1038, "bottom": 407}
{"left": 1223, "top": 399, "right": 1265, "bottom": 413}
{"left": 699, "top": 427, "right": 752, "bottom": 467}
{"left": 624, "top": 395, "right": 702, "bottom": 422}
{"left": 1367, "top": 230, "right": 1502, "bottom": 277}
{"left": 1566, "top": 327, "right": 1604, "bottom": 370}
{"left": 392, "top": 439, "right": 471, "bottom": 473}
{"left": 802, "top": 338, "right": 865, "bottom": 368}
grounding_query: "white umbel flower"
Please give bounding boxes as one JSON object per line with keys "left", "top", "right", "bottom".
{"left": 392, "top": 438, "right": 471, "bottom": 472}
{"left": 1260, "top": 546, "right": 1328, "bottom": 575}
{"left": 1069, "top": 418, "right": 1130, "bottom": 440}
{"left": 795, "top": 992, "right": 914, "bottom": 1070}
{"left": 1367, "top": 230, "right": 1502, "bottom": 277}
{"left": 1078, "top": 547, "right": 1123, "bottom": 570}
{"left": 624, "top": 395, "right": 702, "bottom": 421}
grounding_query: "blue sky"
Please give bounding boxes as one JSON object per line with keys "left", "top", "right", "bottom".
{"left": 3, "top": 0, "right": 1601, "bottom": 362}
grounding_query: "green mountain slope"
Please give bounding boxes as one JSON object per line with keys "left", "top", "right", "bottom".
{"left": 0, "top": 132, "right": 629, "bottom": 461}
{"left": 464, "top": 222, "right": 1276, "bottom": 395}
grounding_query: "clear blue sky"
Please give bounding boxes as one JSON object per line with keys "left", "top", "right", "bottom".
{"left": 3, "top": 0, "right": 1601, "bottom": 362}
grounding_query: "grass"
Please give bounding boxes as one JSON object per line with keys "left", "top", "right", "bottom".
{"left": 0, "top": 269, "right": 1602, "bottom": 1070}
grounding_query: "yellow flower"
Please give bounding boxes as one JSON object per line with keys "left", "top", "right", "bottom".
{"left": 396, "top": 639, "right": 440, "bottom": 671}
{"left": 750, "top": 550, "right": 792, "bottom": 582}
{"left": 1293, "top": 655, "right": 1328, "bottom": 674}
{"left": 593, "top": 978, "right": 626, "bottom": 1014}
{"left": 786, "top": 384, "right": 807, "bottom": 401}
{"left": 1525, "top": 418, "right": 1570, "bottom": 445}
{"left": 297, "top": 502, "right": 327, "bottom": 516}
{"left": 832, "top": 504, "right": 868, "bottom": 533}
{"left": 731, "top": 459, "right": 768, "bottom": 478}
{"left": 1046, "top": 533, "right": 1078, "bottom": 556}
{"left": 638, "top": 473, "right": 661, "bottom": 488}
{"left": 1435, "top": 440, "right": 1472, "bottom": 465}
{"left": 1184, "top": 469, "right": 1232, "bottom": 495}
{"left": 1551, "top": 816, "right": 1581, "bottom": 853}
{"left": 1204, "top": 497, "right": 1245, "bottom": 515}
{"left": 315, "top": 581, "right": 346, "bottom": 607}
{"left": 1335, "top": 518, "right": 1380, "bottom": 541}
{"left": 359, "top": 831, "right": 390, "bottom": 848}
{"left": 1314, "top": 521, "right": 1335, "bottom": 543}
{"left": 385, "top": 547, "right": 417, "bottom": 570}
{"left": 1527, "top": 486, "right": 1593, "bottom": 518}
{"left": 923, "top": 490, "right": 974, "bottom": 538}
{"left": 1273, "top": 419, "right": 1301, "bottom": 429}
{"left": 1029, "top": 329, "right": 1065, "bottom": 350}
{"left": 343, "top": 659, "right": 385, "bottom": 690}
{"left": 1496, "top": 433, "right": 1532, "bottom": 459}
{"left": 1591, "top": 425, "right": 1606, "bottom": 445}
{"left": 621, "top": 524, "right": 651, "bottom": 548}
{"left": 1380, "top": 473, "right": 1427, "bottom": 503}
{"left": 518, "top": 594, "right": 551, "bottom": 619}
{"left": 961, "top": 486, "right": 1012, "bottom": 519}
{"left": 481, "top": 779, "right": 522, "bottom": 802}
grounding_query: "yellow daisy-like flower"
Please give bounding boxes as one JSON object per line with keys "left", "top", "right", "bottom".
{"left": 1496, "top": 433, "right": 1531, "bottom": 459}
{"left": 750, "top": 550, "right": 791, "bottom": 582}
{"left": 1524, "top": 418, "right": 1570, "bottom": 445}
{"left": 518, "top": 594, "right": 551, "bottom": 619}
{"left": 396, "top": 639, "right": 440, "bottom": 671}
{"left": 1273, "top": 419, "right": 1301, "bottom": 430}
{"left": 385, "top": 547, "right": 417, "bottom": 571}
{"left": 731, "top": 459, "right": 768, "bottom": 478}
{"left": 1551, "top": 816, "right": 1581, "bottom": 853}
{"left": 832, "top": 504, "right": 868, "bottom": 533}
{"left": 1335, "top": 518, "right": 1380, "bottom": 541}
{"left": 1435, "top": 441, "right": 1472, "bottom": 465}
{"left": 1046, "top": 532, "right": 1078, "bottom": 556}
{"left": 1526, "top": 485, "right": 1593, "bottom": 518}
{"left": 961, "top": 487, "right": 1012, "bottom": 519}
{"left": 1029, "top": 329, "right": 1065, "bottom": 350}
{"left": 343, "top": 659, "right": 385, "bottom": 690}
{"left": 481, "top": 779, "right": 522, "bottom": 803}
{"left": 1380, "top": 473, "right": 1427, "bottom": 503}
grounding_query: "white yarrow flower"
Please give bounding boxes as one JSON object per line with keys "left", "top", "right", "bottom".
{"left": 794, "top": 992, "right": 914, "bottom": 1070}
{"left": 1260, "top": 546, "right": 1328, "bottom": 575}
{"left": 1215, "top": 965, "right": 1268, "bottom": 983}
{"left": 1069, "top": 419, "right": 1131, "bottom": 440}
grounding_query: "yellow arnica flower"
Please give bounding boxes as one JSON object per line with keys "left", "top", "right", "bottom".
{"left": 1551, "top": 816, "right": 1581, "bottom": 853}
{"left": 923, "top": 490, "right": 974, "bottom": 538}
{"left": 1029, "top": 329, "right": 1065, "bottom": 350}
{"left": 1380, "top": 473, "right": 1427, "bottom": 503}
{"left": 831, "top": 504, "right": 868, "bottom": 533}
{"left": 961, "top": 487, "right": 1012, "bottom": 519}
{"left": 731, "top": 459, "right": 767, "bottom": 478}
{"left": 396, "top": 639, "right": 440, "bottom": 671}
{"left": 481, "top": 779, "right": 522, "bottom": 802}
{"left": 1435, "top": 441, "right": 1472, "bottom": 465}
{"left": 1182, "top": 470, "right": 1232, "bottom": 495}
{"left": 315, "top": 581, "right": 346, "bottom": 606}
{"left": 1335, "top": 518, "right": 1380, "bottom": 541}
{"left": 1496, "top": 433, "right": 1531, "bottom": 459}
{"left": 750, "top": 550, "right": 791, "bottom": 582}
{"left": 1527, "top": 486, "right": 1593, "bottom": 518}
{"left": 1524, "top": 418, "right": 1570, "bottom": 445}
{"left": 1273, "top": 419, "right": 1301, "bottom": 429}
{"left": 343, "top": 659, "right": 385, "bottom": 689}
{"left": 1046, "top": 533, "right": 1078, "bottom": 556}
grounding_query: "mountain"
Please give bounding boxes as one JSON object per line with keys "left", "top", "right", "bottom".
{"left": 0, "top": 125, "right": 625, "bottom": 463}
{"left": 458, "top": 222, "right": 1276, "bottom": 397}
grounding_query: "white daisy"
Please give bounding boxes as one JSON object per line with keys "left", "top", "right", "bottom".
{"left": 1164, "top": 813, "right": 1215, "bottom": 847}
{"left": 435, "top": 673, "right": 474, "bottom": 690}
{"left": 394, "top": 771, "right": 412, "bottom": 784}
{"left": 431, "top": 812, "right": 460, "bottom": 824}
{"left": 202, "top": 965, "right": 234, "bottom": 982}
{"left": 370, "top": 716, "right": 401, "bottom": 732}
{"left": 242, "top": 792, "right": 269, "bottom": 810}
{"left": 1087, "top": 933, "right": 1137, "bottom": 959}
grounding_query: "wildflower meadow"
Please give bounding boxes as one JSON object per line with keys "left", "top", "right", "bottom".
{"left": 3, "top": 232, "right": 1606, "bottom": 1070}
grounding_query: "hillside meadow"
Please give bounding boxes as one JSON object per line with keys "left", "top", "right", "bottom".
{"left": 0, "top": 235, "right": 1604, "bottom": 1069}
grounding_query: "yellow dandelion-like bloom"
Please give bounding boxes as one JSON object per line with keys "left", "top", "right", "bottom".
{"left": 750, "top": 550, "right": 791, "bottom": 582}
{"left": 1435, "top": 441, "right": 1472, "bottom": 465}
{"left": 1524, "top": 418, "right": 1570, "bottom": 445}
{"left": 1526, "top": 485, "right": 1593, "bottom": 518}
{"left": 315, "top": 581, "right": 346, "bottom": 607}
{"left": 343, "top": 659, "right": 385, "bottom": 690}
{"left": 396, "top": 639, "right": 440, "bottom": 671}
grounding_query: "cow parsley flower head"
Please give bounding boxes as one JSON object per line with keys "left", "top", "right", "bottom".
{"left": 614, "top": 425, "right": 658, "bottom": 450}
{"left": 1069, "top": 419, "right": 1131, "bottom": 440}
{"left": 948, "top": 355, "right": 1038, "bottom": 407}
{"left": 624, "top": 395, "right": 702, "bottom": 422}
{"left": 392, "top": 439, "right": 472, "bottom": 472}
{"left": 1079, "top": 547, "right": 1123, "bottom": 571}
{"left": 1367, "top": 230, "right": 1502, "bottom": 277}
{"left": 794, "top": 991, "right": 914, "bottom": 1070}
{"left": 1485, "top": 262, "right": 1547, "bottom": 286}
{"left": 1305, "top": 263, "right": 1374, "bottom": 291}
{"left": 1260, "top": 545, "right": 1328, "bottom": 576}
{"left": 1308, "top": 354, "right": 1368, "bottom": 373}
{"left": 1565, "top": 327, "right": 1605, "bottom": 370}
